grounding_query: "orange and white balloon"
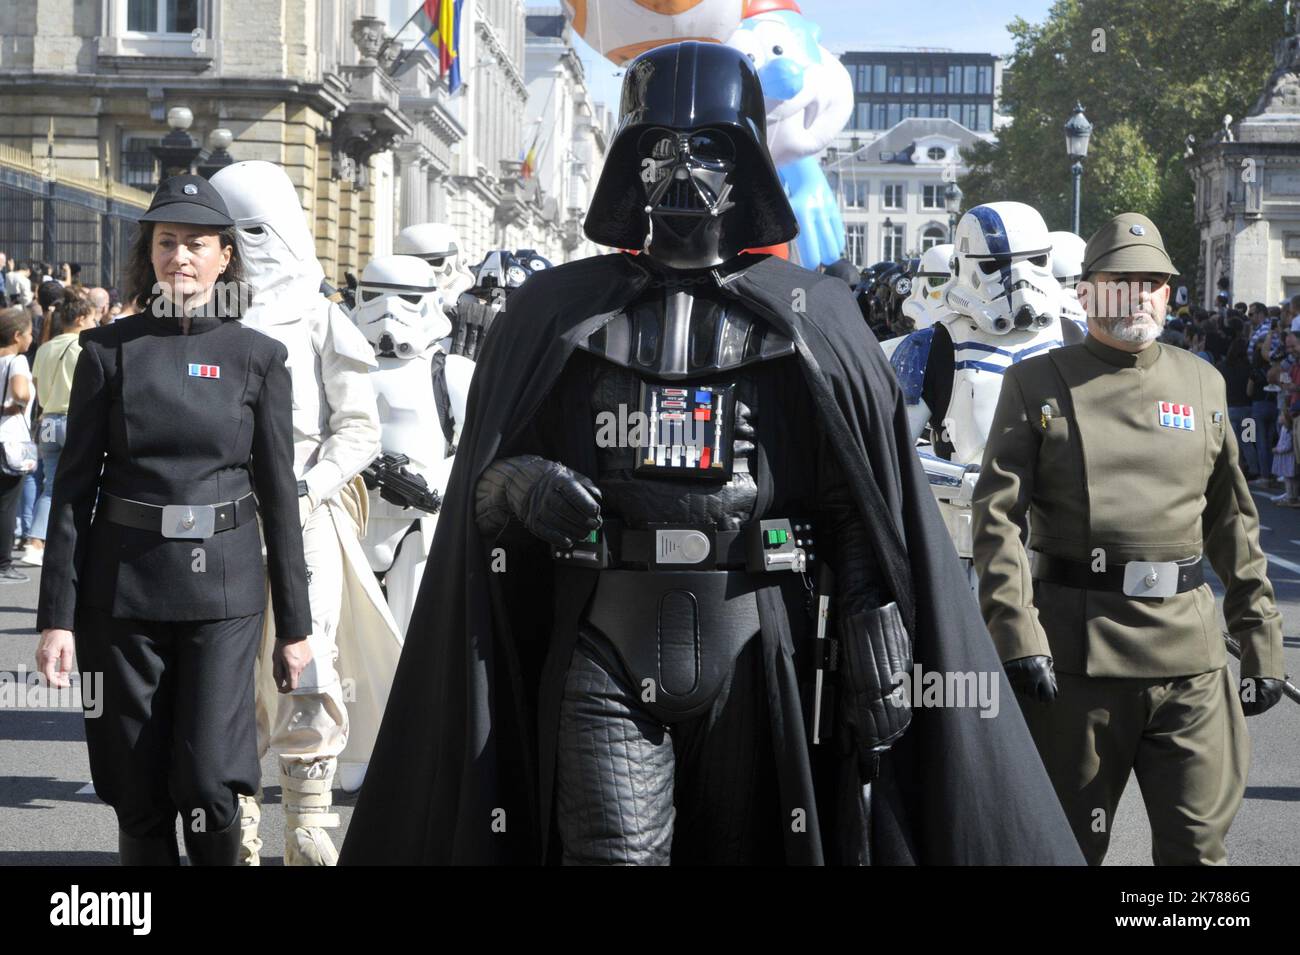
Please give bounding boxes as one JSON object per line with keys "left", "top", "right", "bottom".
{"left": 562, "top": 0, "right": 750, "bottom": 65}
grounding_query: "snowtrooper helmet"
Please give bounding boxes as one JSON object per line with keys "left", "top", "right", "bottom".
{"left": 1048, "top": 231, "right": 1088, "bottom": 325}
{"left": 394, "top": 222, "right": 474, "bottom": 301}
{"left": 902, "top": 243, "right": 954, "bottom": 328}
{"left": 209, "top": 160, "right": 323, "bottom": 297}
{"left": 352, "top": 255, "right": 448, "bottom": 359}
{"left": 946, "top": 202, "right": 1058, "bottom": 334}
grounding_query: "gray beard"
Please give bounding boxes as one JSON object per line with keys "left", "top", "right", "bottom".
{"left": 1097, "top": 313, "right": 1160, "bottom": 345}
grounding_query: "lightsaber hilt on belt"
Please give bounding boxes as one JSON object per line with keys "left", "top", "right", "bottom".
{"left": 812, "top": 563, "right": 835, "bottom": 745}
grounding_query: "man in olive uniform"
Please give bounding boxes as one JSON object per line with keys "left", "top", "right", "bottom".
{"left": 971, "top": 212, "right": 1286, "bottom": 865}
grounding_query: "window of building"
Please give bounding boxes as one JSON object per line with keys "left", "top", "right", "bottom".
{"left": 902, "top": 64, "right": 916, "bottom": 94}
{"left": 963, "top": 65, "right": 977, "bottom": 94}
{"left": 120, "top": 134, "right": 161, "bottom": 191}
{"left": 872, "top": 103, "right": 887, "bottom": 129}
{"left": 856, "top": 65, "right": 869, "bottom": 94}
{"left": 887, "top": 102, "right": 902, "bottom": 126}
{"left": 883, "top": 183, "right": 904, "bottom": 210}
{"left": 903, "top": 102, "right": 918, "bottom": 119}
{"left": 855, "top": 103, "right": 869, "bottom": 129}
{"left": 933, "top": 66, "right": 947, "bottom": 94}
{"left": 977, "top": 104, "right": 992, "bottom": 131}
{"left": 977, "top": 64, "right": 993, "bottom": 94}
{"left": 883, "top": 223, "right": 905, "bottom": 261}
{"left": 873, "top": 64, "right": 887, "bottom": 92}
{"left": 127, "top": 0, "right": 198, "bottom": 33}
{"left": 1286, "top": 234, "right": 1300, "bottom": 258}
{"left": 948, "top": 64, "right": 962, "bottom": 93}
{"left": 921, "top": 225, "right": 947, "bottom": 251}
{"left": 917, "top": 103, "right": 932, "bottom": 119}
{"left": 846, "top": 224, "right": 867, "bottom": 266}
{"left": 922, "top": 184, "right": 944, "bottom": 209}
{"left": 843, "top": 179, "right": 869, "bottom": 208}
{"left": 927, "top": 146, "right": 947, "bottom": 162}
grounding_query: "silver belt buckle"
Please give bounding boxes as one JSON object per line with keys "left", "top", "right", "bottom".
{"left": 160, "top": 504, "right": 216, "bottom": 539}
{"left": 1122, "top": 560, "right": 1179, "bottom": 598}
{"left": 655, "top": 528, "right": 712, "bottom": 565}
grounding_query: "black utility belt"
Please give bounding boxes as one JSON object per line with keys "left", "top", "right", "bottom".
{"left": 1032, "top": 552, "right": 1204, "bottom": 598}
{"left": 553, "top": 517, "right": 814, "bottom": 573}
{"left": 100, "top": 491, "right": 257, "bottom": 540}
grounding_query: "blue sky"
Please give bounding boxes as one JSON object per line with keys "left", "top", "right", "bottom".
{"left": 523, "top": 0, "right": 1057, "bottom": 109}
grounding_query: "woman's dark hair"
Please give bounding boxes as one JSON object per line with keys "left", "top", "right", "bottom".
{"left": 54, "top": 296, "right": 96, "bottom": 336}
{"left": 123, "top": 220, "right": 247, "bottom": 318}
{"left": 0, "top": 305, "right": 32, "bottom": 346}
{"left": 1226, "top": 337, "right": 1248, "bottom": 367}
{"left": 36, "top": 280, "right": 65, "bottom": 311}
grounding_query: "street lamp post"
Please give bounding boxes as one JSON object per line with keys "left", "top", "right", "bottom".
{"left": 883, "top": 216, "right": 894, "bottom": 262}
{"left": 148, "top": 107, "right": 203, "bottom": 182}
{"left": 944, "top": 178, "right": 963, "bottom": 240}
{"left": 1064, "top": 102, "right": 1093, "bottom": 236}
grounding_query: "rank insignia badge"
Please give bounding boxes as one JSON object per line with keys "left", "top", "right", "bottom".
{"left": 188, "top": 363, "right": 220, "bottom": 379}
{"left": 634, "top": 382, "right": 735, "bottom": 479}
{"left": 1157, "top": 401, "right": 1194, "bottom": 430}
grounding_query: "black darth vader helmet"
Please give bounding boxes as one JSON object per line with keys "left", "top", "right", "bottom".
{"left": 584, "top": 41, "right": 798, "bottom": 264}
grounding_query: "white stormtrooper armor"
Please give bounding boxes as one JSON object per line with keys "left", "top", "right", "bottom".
{"left": 1049, "top": 230, "right": 1089, "bottom": 335}
{"left": 394, "top": 222, "right": 475, "bottom": 303}
{"left": 901, "top": 242, "right": 954, "bottom": 331}
{"left": 351, "top": 255, "right": 474, "bottom": 636}
{"left": 891, "top": 203, "right": 1072, "bottom": 575}
{"left": 210, "top": 160, "right": 402, "bottom": 865}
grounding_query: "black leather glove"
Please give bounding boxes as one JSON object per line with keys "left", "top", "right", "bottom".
{"left": 475, "top": 454, "right": 602, "bottom": 549}
{"left": 1239, "top": 676, "right": 1285, "bottom": 717}
{"left": 836, "top": 602, "right": 913, "bottom": 780}
{"left": 1004, "top": 655, "right": 1058, "bottom": 704}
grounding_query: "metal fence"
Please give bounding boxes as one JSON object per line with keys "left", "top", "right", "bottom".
{"left": 0, "top": 144, "right": 152, "bottom": 292}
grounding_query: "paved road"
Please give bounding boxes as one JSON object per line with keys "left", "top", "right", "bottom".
{"left": 2, "top": 483, "right": 1298, "bottom": 865}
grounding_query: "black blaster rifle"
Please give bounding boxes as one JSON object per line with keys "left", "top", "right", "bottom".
{"left": 362, "top": 452, "right": 442, "bottom": 514}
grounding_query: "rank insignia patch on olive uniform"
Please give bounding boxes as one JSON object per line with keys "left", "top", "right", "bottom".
{"left": 1157, "top": 401, "right": 1194, "bottom": 430}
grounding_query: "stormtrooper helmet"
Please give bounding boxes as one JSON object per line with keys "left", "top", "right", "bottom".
{"left": 394, "top": 222, "right": 474, "bottom": 301}
{"left": 351, "top": 255, "right": 448, "bottom": 359}
{"left": 209, "top": 160, "right": 323, "bottom": 298}
{"left": 1048, "top": 231, "right": 1088, "bottom": 325}
{"left": 946, "top": 202, "right": 1058, "bottom": 334}
{"left": 902, "top": 243, "right": 954, "bottom": 328}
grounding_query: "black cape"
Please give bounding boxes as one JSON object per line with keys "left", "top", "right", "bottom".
{"left": 340, "top": 252, "right": 1084, "bottom": 866}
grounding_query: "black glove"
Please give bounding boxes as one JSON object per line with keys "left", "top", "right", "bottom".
{"left": 1004, "top": 655, "right": 1058, "bottom": 704}
{"left": 836, "top": 602, "right": 913, "bottom": 780}
{"left": 475, "top": 454, "right": 602, "bottom": 549}
{"left": 1239, "top": 676, "right": 1284, "bottom": 717}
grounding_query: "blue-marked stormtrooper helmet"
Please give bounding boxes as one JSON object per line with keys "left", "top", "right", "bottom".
{"left": 946, "top": 202, "right": 1058, "bottom": 334}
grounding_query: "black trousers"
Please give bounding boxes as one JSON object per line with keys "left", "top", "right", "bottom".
{"left": 555, "top": 629, "right": 781, "bottom": 865}
{"left": 0, "top": 471, "right": 24, "bottom": 570}
{"left": 73, "top": 610, "right": 263, "bottom": 839}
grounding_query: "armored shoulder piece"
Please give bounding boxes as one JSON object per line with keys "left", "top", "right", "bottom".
{"left": 578, "top": 281, "right": 795, "bottom": 380}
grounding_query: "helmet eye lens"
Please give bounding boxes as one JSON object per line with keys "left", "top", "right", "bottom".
{"left": 978, "top": 259, "right": 1005, "bottom": 275}
{"left": 636, "top": 127, "right": 735, "bottom": 166}
{"left": 1029, "top": 254, "right": 1048, "bottom": 268}
{"left": 688, "top": 131, "right": 735, "bottom": 165}
{"left": 400, "top": 294, "right": 423, "bottom": 305}
{"left": 360, "top": 289, "right": 379, "bottom": 303}
{"left": 426, "top": 256, "right": 446, "bottom": 267}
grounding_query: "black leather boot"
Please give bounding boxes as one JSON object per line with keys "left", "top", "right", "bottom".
{"left": 182, "top": 814, "right": 242, "bottom": 866}
{"left": 118, "top": 830, "right": 181, "bottom": 866}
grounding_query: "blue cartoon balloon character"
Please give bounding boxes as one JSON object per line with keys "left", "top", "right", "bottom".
{"left": 727, "top": 0, "right": 853, "bottom": 268}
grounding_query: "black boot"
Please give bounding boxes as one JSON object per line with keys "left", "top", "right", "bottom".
{"left": 182, "top": 814, "right": 242, "bottom": 866}
{"left": 118, "top": 830, "right": 181, "bottom": 866}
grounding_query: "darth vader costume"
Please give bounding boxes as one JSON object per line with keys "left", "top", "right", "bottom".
{"left": 340, "top": 42, "right": 1082, "bottom": 866}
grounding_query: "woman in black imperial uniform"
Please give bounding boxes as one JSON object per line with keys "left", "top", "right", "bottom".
{"left": 33, "top": 174, "right": 312, "bottom": 865}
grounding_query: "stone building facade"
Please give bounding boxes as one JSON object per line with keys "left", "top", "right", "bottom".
{"left": 1189, "top": 19, "right": 1300, "bottom": 307}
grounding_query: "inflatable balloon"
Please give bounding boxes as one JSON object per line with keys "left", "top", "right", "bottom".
{"left": 727, "top": 1, "right": 853, "bottom": 268}
{"left": 562, "top": 0, "right": 746, "bottom": 65}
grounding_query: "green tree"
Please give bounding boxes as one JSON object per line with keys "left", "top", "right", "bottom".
{"left": 961, "top": 0, "right": 1283, "bottom": 276}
